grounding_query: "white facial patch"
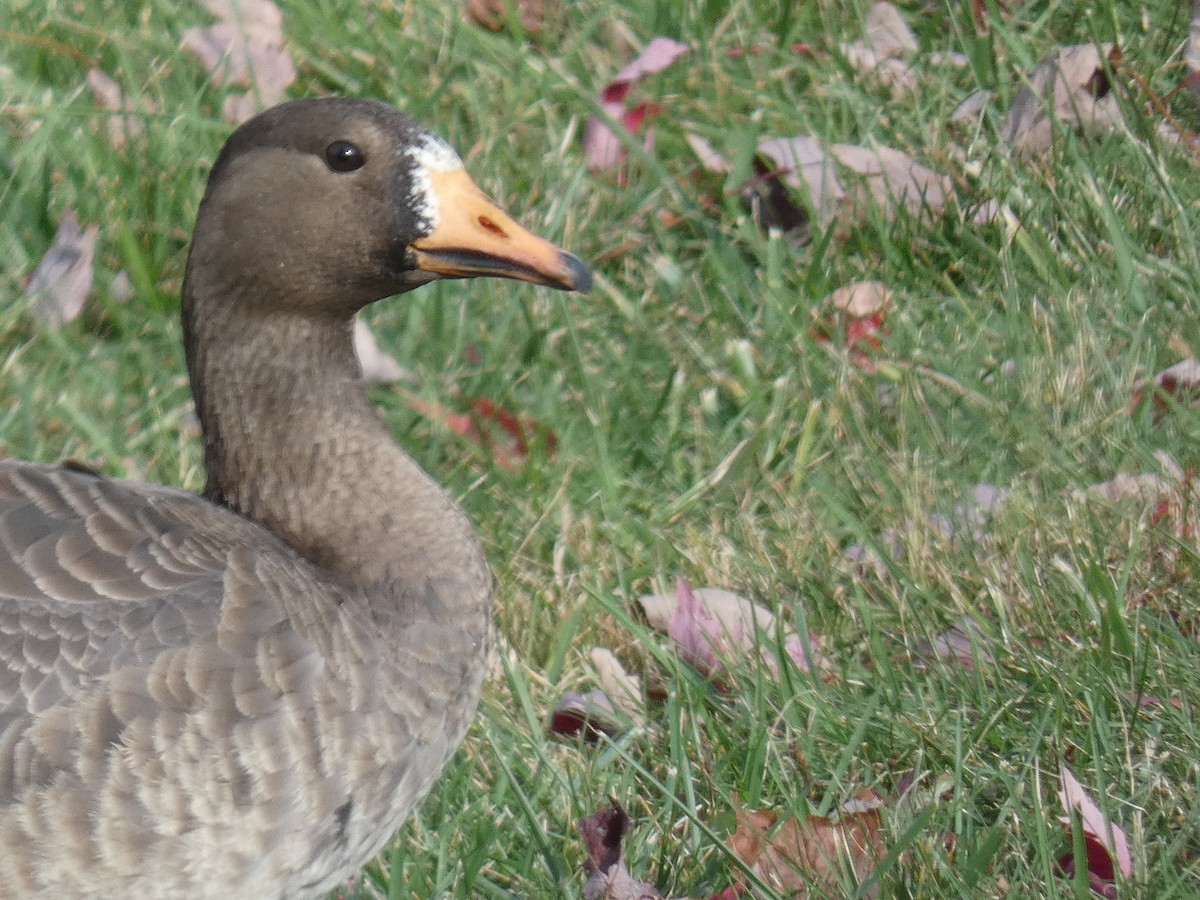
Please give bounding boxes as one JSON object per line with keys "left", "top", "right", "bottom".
{"left": 403, "top": 134, "right": 464, "bottom": 233}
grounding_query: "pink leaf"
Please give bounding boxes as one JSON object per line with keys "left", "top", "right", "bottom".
{"left": 610, "top": 36, "right": 689, "bottom": 86}
{"left": 584, "top": 37, "right": 688, "bottom": 171}
{"left": 1057, "top": 765, "right": 1133, "bottom": 887}
{"left": 667, "top": 576, "right": 736, "bottom": 676}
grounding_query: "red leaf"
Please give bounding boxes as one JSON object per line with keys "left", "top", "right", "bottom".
{"left": 1056, "top": 765, "right": 1133, "bottom": 895}
{"left": 584, "top": 37, "right": 688, "bottom": 171}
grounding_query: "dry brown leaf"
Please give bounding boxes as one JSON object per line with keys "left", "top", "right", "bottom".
{"left": 830, "top": 144, "right": 948, "bottom": 216}
{"left": 549, "top": 689, "right": 624, "bottom": 740}
{"left": 729, "top": 797, "right": 885, "bottom": 898}
{"left": 1000, "top": 43, "right": 1124, "bottom": 156}
{"left": 584, "top": 37, "right": 689, "bottom": 171}
{"left": 915, "top": 615, "right": 992, "bottom": 668}
{"left": 465, "top": 0, "right": 556, "bottom": 35}
{"left": 24, "top": 209, "right": 98, "bottom": 328}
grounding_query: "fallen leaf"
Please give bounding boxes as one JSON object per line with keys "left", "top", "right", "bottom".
{"left": 584, "top": 37, "right": 689, "bottom": 171}
{"left": 951, "top": 88, "right": 994, "bottom": 122}
{"left": 590, "top": 648, "right": 646, "bottom": 726}
{"left": 181, "top": 0, "right": 296, "bottom": 123}
{"left": 1056, "top": 765, "right": 1133, "bottom": 895}
{"left": 811, "top": 280, "right": 892, "bottom": 367}
{"left": 842, "top": 483, "right": 1007, "bottom": 577}
{"left": 353, "top": 317, "right": 411, "bottom": 384}
{"left": 86, "top": 69, "right": 155, "bottom": 148}
{"left": 108, "top": 270, "right": 134, "bottom": 302}
{"left": 1000, "top": 44, "right": 1125, "bottom": 157}
{"left": 24, "top": 209, "right": 98, "bottom": 328}
{"left": 405, "top": 394, "right": 555, "bottom": 470}
{"left": 1131, "top": 358, "right": 1200, "bottom": 420}
{"left": 831, "top": 144, "right": 949, "bottom": 217}
{"left": 640, "top": 577, "right": 827, "bottom": 685}
{"left": 756, "top": 136, "right": 842, "bottom": 228}
{"left": 687, "top": 134, "right": 826, "bottom": 233}
{"left": 1188, "top": 1, "right": 1200, "bottom": 97}
{"left": 577, "top": 802, "right": 665, "bottom": 900}
{"left": 666, "top": 576, "right": 739, "bottom": 678}
{"left": 549, "top": 690, "right": 625, "bottom": 740}
{"left": 465, "top": 0, "right": 556, "bottom": 35}
{"left": 925, "top": 482, "right": 1008, "bottom": 542}
{"left": 914, "top": 615, "right": 992, "bottom": 667}
{"left": 729, "top": 795, "right": 885, "bottom": 898}
{"left": 839, "top": 2, "right": 919, "bottom": 95}
{"left": 865, "top": 2, "right": 917, "bottom": 58}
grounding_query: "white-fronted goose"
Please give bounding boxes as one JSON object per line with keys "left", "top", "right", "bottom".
{"left": 0, "top": 97, "right": 591, "bottom": 898}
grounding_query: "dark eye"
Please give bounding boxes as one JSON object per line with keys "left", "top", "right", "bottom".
{"left": 325, "top": 141, "right": 365, "bottom": 173}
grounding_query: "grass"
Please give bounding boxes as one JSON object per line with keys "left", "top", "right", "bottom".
{"left": 3, "top": 0, "right": 1200, "bottom": 896}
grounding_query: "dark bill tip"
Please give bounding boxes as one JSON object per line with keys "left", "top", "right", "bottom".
{"left": 558, "top": 252, "right": 593, "bottom": 294}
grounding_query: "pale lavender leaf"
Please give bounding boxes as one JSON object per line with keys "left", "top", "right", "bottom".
{"left": 666, "top": 576, "right": 730, "bottom": 675}
{"left": 25, "top": 210, "right": 97, "bottom": 328}
{"left": 866, "top": 2, "right": 917, "bottom": 58}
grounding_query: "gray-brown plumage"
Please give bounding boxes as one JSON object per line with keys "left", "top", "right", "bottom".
{"left": 0, "top": 97, "right": 590, "bottom": 898}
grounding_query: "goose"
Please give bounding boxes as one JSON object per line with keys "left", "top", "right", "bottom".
{"left": 0, "top": 96, "right": 591, "bottom": 898}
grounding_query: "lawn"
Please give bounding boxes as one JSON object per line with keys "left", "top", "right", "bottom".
{"left": 3, "top": 0, "right": 1200, "bottom": 896}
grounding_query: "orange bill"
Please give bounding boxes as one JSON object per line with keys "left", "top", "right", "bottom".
{"left": 410, "top": 169, "right": 591, "bottom": 293}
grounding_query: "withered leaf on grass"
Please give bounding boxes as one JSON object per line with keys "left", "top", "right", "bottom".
{"left": 24, "top": 209, "right": 98, "bottom": 328}
{"left": 465, "top": 0, "right": 556, "bottom": 36}
{"left": 1056, "top": 765, "right": 1133, "bottom": 896}
{"left": 591, "top": 647, "right": 647, "bottom": 726}
{"left": 831, "top": 144, "right": 996, "bottom": 224}
{"left": 405, "top": 393, "right": 556, "bottom": 470}
{"left": 1000, "top": 43, "right": 1125, "bottom": 157}
{"left": 755, "top": 136, "right": 841, "bottom": 231}
{"left": 729, "top": 795, "right": 886, "bottom": 898}
{"left": 584, "top": 37, "right": 689, "bottom": 171}
{"left": 86, "top": 69, "right": 156, "bottom": 148}
{"left": 1189, "top": 1, "right": 1200, "bottom": 97}
{"left": 912, "top": 615, "right": 992, "bottom": 668}
{"left": 1082, "top": 450, "right": 1184, "bottom": 506}
{"left": 811, "top": 280, "right": 891, "bottom": 368}
{"left": 842, "top": 482, "right": 1008, "bottom": 577}
{"left": 689, "top": 135, "right": 995, "bottom": 231}
{"left": 841, "top": 2, "right": 919, "bottom": 96}
{"left": 640, "top": 578, "right": 827, "bottom": 684}
{"left": 181, "top": 0, "right": 296, "bottom": 123}
{"left": 577, "top": 802, "right": 665, "bottom": 900}
{"left": 1130, "top": 358, "right": 1200, "bottom": 421}
{"left": 548, "top": 650, "right": 644, "bottom": 741}
{"left": 550, "top": 689, "right": 625, "bottom": 740}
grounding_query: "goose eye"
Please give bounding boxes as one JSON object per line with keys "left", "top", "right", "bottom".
{"left": 325, "top": 141, "right": 365, "bottom": 173}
